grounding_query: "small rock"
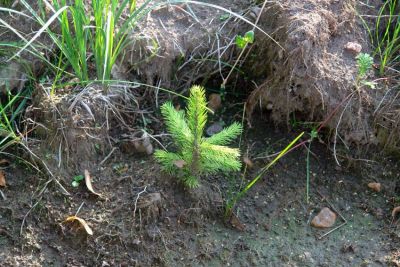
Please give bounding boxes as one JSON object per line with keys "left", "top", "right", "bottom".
{"left": 344, "top": 42, "right": 362, "bottom": 54}
{"left": 367, "top": 182, "right": 381, "bottom": 192}
{"left": 311, "top": 207, "right": 337, "bottom": 228}
{"left": 208, "top": 94, "right": 222, "bottom": 112}
{"left": 206, "top": 122, "right": 223, "bottom": 136}
{"left": 133, "top": 132, "right": 153, "bottom": 155}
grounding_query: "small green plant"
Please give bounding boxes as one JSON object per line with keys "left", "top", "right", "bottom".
{"left": 155, "top": 85, "right": 242, "bottom": 188}
{"left": 71, "top": 174, "right": 84, "bottom": 187}
{"left": 356, "top": 53, "right": 376, "bottom": 89}
{"left": 235, "top": 30, "right": 255, "bottom": 49}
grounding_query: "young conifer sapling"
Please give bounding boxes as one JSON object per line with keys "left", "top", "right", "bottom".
{"left": 154, "top": 85, "right": 242, "bottom": 188}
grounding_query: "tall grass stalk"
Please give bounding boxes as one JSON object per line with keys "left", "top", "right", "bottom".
{"left": 0, "top": 91, "right": 29, "bottom": 152}
{"left": 225, "top": 132, "right": 304, "bottom": 216}
{"left": 375, "top": 0, "right": 400, "bottom": 74}
{"left": 360, "top": 0, "right": 400, "bottom": 75}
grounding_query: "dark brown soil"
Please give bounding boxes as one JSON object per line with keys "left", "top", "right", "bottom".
{"left": 1, "top": 114, "right": 400, "bottom": 266}
{"left": 1, "top": 1, "right": 400, "bottom": 266}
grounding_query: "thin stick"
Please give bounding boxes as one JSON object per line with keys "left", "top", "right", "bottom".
{"left": 20, "top": 197, "right": 43, "bottom": 235}
{"left": 99, "top": 147, "right": 116, "bottom": 166}
{"left": 317, "top": 222, "right": 347, "bottom": 240}
{"left": 316, "top": 191, "right": 347, "bottom": 239}
{"left": 75, "top": 202, "right": 85, "bottom": 216}
{"left": 133, "top": 185, "right": 148, "bottom": 219}
{"left": 0, "top": 189, "right": 6, "bottom": 200}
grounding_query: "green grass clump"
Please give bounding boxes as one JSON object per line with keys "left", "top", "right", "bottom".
{"left": 0, "top": 89, "right": 29, "bottom": 153}
{"left": 362, "top": 0, "right": 400, "bottom": 75}
{"left": 154, "top": 85, "right": 242, "bottom": 188}
{"left": 51, "top": 0, "right": 151, "bottom": 83}
{"left": 3, "top": 0, "right": 150, "bottom": 85}
{"left": 0, "top": 0, "right": 13, "bottom": 7}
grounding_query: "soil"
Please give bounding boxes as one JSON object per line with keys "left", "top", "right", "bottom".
{"left": 1, "top": 114, "right": 400, "bottom": 266}
{"left": 1, "top": 0, "right": 400, "bottom": 266}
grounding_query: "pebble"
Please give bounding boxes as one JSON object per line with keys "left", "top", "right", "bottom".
{"left": 367, "top": 182, "right": 381, "bottom": 192}
{"left": 311, "top": 207, "right": 337, "bottom": 228}
{"left": 133, "top": 132, "right": 153, "bottom": 155}
{"left": 206, "top": 122, "right": 223, "bottom": 136}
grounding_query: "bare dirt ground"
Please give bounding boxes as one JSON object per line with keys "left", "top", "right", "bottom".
{"left": 1, "top": 0, "right": 400, "bottom": 266}
{"left": 1, "top": 113, "right": 400, "bottom": 266}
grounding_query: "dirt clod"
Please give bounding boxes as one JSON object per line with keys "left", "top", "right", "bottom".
{"left": 344, "top": 41, "right": 362, "bottom": 54}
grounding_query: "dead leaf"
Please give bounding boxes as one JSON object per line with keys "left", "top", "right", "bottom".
{"left": 84, "top": 169, "right": 101, "bottom": 197}
{"left": 392, "top": 206, "right": 400, "bottom": 219}
{"left": 367, "top": 182, "right": 381, "bottom": 192}
{"left": 243, "top": 156, "right": 254, "bottom": 168}
{"left": 173, "top": 160, "right": 186, "bottom": 169}
{"left": 63, "top": 215, "right": 93, "bottom": 235}
{"left": 0, "top": 170, "right": 5, "bottom": 187}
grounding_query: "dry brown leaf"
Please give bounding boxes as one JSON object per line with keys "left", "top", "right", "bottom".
{"left": 84, "top": 169, "right": 101, "bottom": 197}
{"left": 367, "top": 182, "right": 381, "bottom": 192}
{"left": 0, "top": 170, "right": 6, "bottom": 187}
{"left": 63, "top": 215, "right": 93, "bottom": 235}
{"left": 392, "top": 206, "right": 400, "bottom": 219}
{"left": 173, "top": 160, "right": 186, "bottom": 169}
{"left": 243, "top": 156, "right": 254, "bottom": 168}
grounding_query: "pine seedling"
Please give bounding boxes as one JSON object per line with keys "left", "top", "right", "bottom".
{"left": 154, "top": 85, "right": 242, "bottom": 188}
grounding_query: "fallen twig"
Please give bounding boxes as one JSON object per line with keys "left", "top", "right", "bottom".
{"left": 99, "top": 147, "right": 117, "bottom": 166}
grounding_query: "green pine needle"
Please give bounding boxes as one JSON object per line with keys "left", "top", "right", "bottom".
{"left": 155, "top": 85, "right": 242, "bottom": 188}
